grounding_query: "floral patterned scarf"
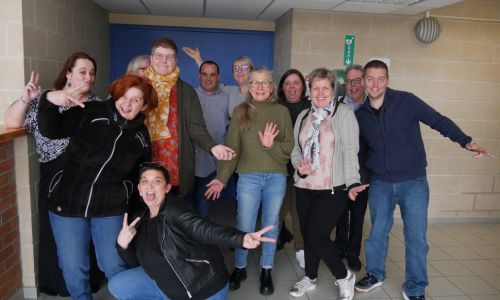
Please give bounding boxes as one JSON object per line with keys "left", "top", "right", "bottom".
{"left": 144, "top": 65, "right": 180, "bottom": 141}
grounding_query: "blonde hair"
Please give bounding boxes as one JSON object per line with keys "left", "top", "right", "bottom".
{"left": 234, "top": 67, "right": 276, "bottom": 130}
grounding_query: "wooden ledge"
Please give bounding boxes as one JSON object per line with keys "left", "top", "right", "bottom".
{"left": 0, "top": 126, "right": 28, "bottom": 143}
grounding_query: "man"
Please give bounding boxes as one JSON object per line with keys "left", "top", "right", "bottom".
{"left": 354, "top": 60, "right": 492, "bottom": 300}
{"left": 193, "top": 60, "right": 230, "bottom": 219}
{"left": 334, "top": 64, "right": 368, "bottom": 272}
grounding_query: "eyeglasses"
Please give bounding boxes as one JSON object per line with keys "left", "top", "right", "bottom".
{"left": 233, "top": 64, "right": 250, "bottom": 72}
{"left": 346, "top": 77, "right": 362, "bottom": 86}
{"left": 250, "top": 80, "right": 272, "bottom": 88}
{"left": 153, "top": 53, "right": 176, "bottom": 61}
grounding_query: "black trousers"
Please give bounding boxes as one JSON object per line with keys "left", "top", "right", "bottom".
{"left": 296, "top": 187, "right": 348, "bottom": 280}
{"left": 334, "top": 189, "right": 369, "bottom": 257}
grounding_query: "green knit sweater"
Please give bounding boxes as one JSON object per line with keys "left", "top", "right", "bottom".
{"left": 216, "top": 100, "right": 294, "bottom": 185}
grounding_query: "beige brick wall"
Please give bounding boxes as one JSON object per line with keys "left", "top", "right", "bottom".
{"left": 21, "top": 0, "right": 110, "bottom": 101}
{"left": 0, "top": 0, "right": 24, "bottom": 125}
{"left": 274, "top": 0, "right": 500, "bottom": 222}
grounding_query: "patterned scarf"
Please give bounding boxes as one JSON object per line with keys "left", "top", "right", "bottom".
{"left": 144, "top": 65, "right": 180, "bottom": 141}
{"left": 302, "top": 99, "right": 335, "bottom": 170}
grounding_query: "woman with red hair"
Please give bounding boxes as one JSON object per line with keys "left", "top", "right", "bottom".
{"left": 37, "top": 74, "right": 158, "bottom": 300}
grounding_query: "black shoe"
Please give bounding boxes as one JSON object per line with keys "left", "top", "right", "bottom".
{"left": 276, "top": 222, "right": 293, "bottom": 251}
{"left": 348, "top": 255, "right": 362, "bottom": 272}
{"left": 403, "top": 291, "right": 425, "bottom": 300}
{"left": 355, "top": 273, "right": 383, "bottom": 293}
{"left": 259, "top": 268, "right": 274, "bottom": 295}
{"left": 229, "top": 267, "right": 246, "bottom": 291}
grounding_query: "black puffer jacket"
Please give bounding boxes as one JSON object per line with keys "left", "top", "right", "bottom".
{"left": 38, "top": 92, "right": 151, "bottom": 217}
{"left": 118, "top": 195, "right": 245, "bottom": 299}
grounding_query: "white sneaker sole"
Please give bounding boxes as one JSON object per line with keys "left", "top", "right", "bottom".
{"left": 290, "top": 284, "right": 316, "bottom": 297}
{"left": 355, "top": 281, "right": 383, "bottom": 293}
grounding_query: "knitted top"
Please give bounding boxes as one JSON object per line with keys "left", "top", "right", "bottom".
{"left": 216, "top": 100, "right": 294, "bottom": 185}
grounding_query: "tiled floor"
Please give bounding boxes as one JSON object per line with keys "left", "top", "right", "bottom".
{"left": 12, "top": 198, "right": 500, "bottom": 299}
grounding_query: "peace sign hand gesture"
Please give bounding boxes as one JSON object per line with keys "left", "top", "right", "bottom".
{"left": 22, "top": 71, "right": 42, "bottom": 104}
{"left": 117, "top": 213, "right": 141, "bottom": 250}
{"left": 242, "top": 225, "right": 276, "bottom": 249}
{"left": 46, "top": 81, "right": 87, "bottom": 108}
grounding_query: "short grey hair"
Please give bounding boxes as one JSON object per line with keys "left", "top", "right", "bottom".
{"left": 308, "top": 67, "right": 335, "bottom": 90}
{"left": 126, "top": 55, "right": 149, "bottom": 74}
{"left": 345, "top": 64, "right": 364, "bottom": 77}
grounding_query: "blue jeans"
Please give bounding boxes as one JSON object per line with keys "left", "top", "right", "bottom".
{"left": 364, "top": 177, "right": 429, "bottom": 296}
{"left": 235, "top": 172, "right": 286, "bottom": 269}
{"left": 49, "top": 212, "right": 127, "bottom": 300}
{"left": 108, "top": 267, "right": 229, "bottom": 300}
{"left": 192, "top": 172, "right": 216, "bottom": 219}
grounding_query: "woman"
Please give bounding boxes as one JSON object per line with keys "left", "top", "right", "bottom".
{"left": 289, "top": 68, "right": 367, "bottom": 300}
{"left": 108, "top": 163, "right": 274, "bottom": 300}
{"left": 145, "top": 37, "right": 234, "bottom": 197}
{"left": 182, "top": 47, "right": 252, "bottom": 116}
{"left": 126, "top": 54, "right": 151, "bottom": 77}
{"left": 205, "top": 67, "right": 294, "bottom": 295}
{"left": 38, "top": 74, "right": 158, "bottom": 300}
{"left": 3, "top": 52, "right": 102, "bottom": 296}
{"left": 275, "top": 69, "right": 311, "bottom": 268}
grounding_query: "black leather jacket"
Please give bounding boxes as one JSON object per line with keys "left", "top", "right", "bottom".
{"left": 38, "top": 93, "right": 151, "bottom": 217}
{"left": 118, "top": 195, "right": 245, "bottom": 299}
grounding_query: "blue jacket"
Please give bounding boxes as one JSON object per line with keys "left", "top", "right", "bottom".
{"left": 355, "top": 88, "right": 471, "bottom": 183}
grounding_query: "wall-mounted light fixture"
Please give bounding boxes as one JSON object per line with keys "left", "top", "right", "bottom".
{"left": 414, "top": 12, "right": 441, "bottom": 44}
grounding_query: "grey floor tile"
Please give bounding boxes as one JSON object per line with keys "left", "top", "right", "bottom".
{"left": 480, "top": 275, "right": 500, "bottom": 293}
{"left": 426, "top": 277, "right": 465, "bottom": 297}
{"left": 354, "top": 287, "right": 390, "bottom": 299}
{"left": 228, "top": 281, "right": 266, "bottom": 300}
{"left": 427, "top": 247, "right": 453, "bottom": 261}
{"left": 452, "top": 234, "right": 491, "bottom": 247}
{"left": 447, "top": 276, "right": 498, "bottom": 295}
{"left": 469, "top": 295, "right": 500, "bottom": 300}
{"left": 439, "top": 246, "right": 483, "bottom": 260}
{"left": 20, "top": 221, "right": 500, "bottom": 300}
{"left": 428, "top": 234, "right": 461, "bottom": 247}
{"left": 379, "top": 276, "right": 404, "bottom": 298}
{"left": 429, "top": 260, "right": 474, "bottom": 276}
{"left": 460, "top": 260, "right": 500, "bottom": 276}
{"left": 470, "top": 246, "right": 500, "bottom": 260}
{"left": 432, "top": 296, "right": 471, "bottom": 300}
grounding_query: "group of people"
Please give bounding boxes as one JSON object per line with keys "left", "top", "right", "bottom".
{"left": 5, "top": 35, "right": 492, "bottom": 300}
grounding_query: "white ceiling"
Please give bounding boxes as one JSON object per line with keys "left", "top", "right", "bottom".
{"left": 93, "top": 0, "right": 464, "bottom": 21}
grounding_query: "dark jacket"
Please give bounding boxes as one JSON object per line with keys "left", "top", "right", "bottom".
{"left": 38, "top": 93, "right": 151, "bottom": 217}
{"left": 176, "top": 79, "right": 218, "bottom": 196}
{"left": 118, "top": 195, "right": 245, "bottom": 299}
{"left": 355, "top": 88, "right": 472, "bottom": 182}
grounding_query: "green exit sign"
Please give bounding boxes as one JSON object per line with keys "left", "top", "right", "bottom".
{"left": 343, "top": 35, "right": 355, "bottom": 66}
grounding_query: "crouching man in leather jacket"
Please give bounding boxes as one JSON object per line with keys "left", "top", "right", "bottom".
{"left": 108, "top": 162, "right": 274, "bottom": 300}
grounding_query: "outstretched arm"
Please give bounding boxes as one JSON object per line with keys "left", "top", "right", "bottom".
{"left": 182, "top": 47, "right": 203, "bottom": 67}
{"left": 5, "top": 71, "right": 42, "bottom": 128}
{"left": 466, "top": 141, "right": 494, "bottom": 158}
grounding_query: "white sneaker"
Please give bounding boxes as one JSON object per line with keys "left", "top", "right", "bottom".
{"left": 290, "top": 276, "right": 317, "bottom": 297}
{"left": 335, "top": 270, "right": 355, "bottom": 300}
{"left": 295, "top": 250, "right": 305, "bottom": 269}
